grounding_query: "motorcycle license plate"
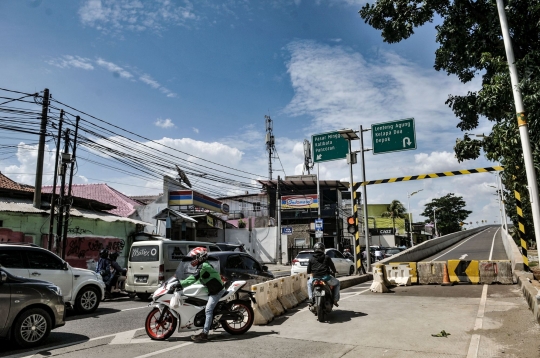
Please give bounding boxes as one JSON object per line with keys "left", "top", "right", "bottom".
{"left": 135, "top": 276, "right": 148, "bottom": 283}
{"left": 314, "top": 290, "right": 325, "bottom": 296}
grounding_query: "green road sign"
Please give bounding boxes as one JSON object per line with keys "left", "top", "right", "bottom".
{"left": 371, "top": 118, "right": 417, "bottom": 155}
{"left": 312, "top": 131, "right": 349, "bottom": 163}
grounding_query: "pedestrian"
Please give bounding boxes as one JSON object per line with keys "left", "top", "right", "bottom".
{"left": 374, "top": 247, "right": 383, "bottom": 262}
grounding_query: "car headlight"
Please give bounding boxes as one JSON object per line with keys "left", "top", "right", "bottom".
{"left": 47, "top": 285, "right": 62, "bottom": 296}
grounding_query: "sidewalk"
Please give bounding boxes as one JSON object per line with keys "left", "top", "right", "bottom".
{"left": 265, "top": 263, "right": 291, "bottom": 273}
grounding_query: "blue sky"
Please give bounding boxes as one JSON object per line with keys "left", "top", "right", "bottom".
{"left": 0, "top": 0, "right": 504, "bottom": 227}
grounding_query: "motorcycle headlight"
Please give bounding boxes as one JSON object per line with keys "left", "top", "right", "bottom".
{"left": 47, "top": 285, "right": 62, "bottom": 296}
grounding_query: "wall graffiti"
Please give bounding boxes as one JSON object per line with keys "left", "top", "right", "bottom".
{"left": 62, "top": 236, "right": 126, "bottom": 269}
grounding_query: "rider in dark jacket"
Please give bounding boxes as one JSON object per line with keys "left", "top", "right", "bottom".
{"left": 307, "top": 242, "right": 340, "bottom": 306}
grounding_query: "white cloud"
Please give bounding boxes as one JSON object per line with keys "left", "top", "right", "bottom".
{"left": 47, "top": 55, "right": 94, "bottom": 70}
{"left": 78, "top": 0, "right": 198, "bottom": 33}
{"left": 155, "top": 118, "right": 175, "bottom": 128}
{"left": 1, "top": 143, "right": 56, "bottom": 186}
{"left": 96, "top": 58, "right": 133, "bottom": 79}
{"left": 192, "top": 127, "right": 199, "bottom": 134}
{"left": 140, "top": 74, "right": 177, "bottom": 97}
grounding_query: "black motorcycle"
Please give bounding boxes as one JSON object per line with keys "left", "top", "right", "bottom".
{"left": 309, "top": 278, "right": 335, "bottom": 322}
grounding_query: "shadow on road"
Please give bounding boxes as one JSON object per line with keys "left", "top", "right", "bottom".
{"left": 326, "top": 309, "right": 367, "bottom": 324}
{"left": 0, "top": 332, "right": 89, "bottom": 358}
{"left": 65, "top": 307, "right": 121, "bottom": 321}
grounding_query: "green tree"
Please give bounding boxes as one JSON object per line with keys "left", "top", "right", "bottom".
{"left": 359, "top": 0, "right": 539, "bottom": 245}
{"left": 421, "top": 193, "right": 472, "bottom": 236}
{"left": 381, "top": 199, "right": 407, "bottom": 234}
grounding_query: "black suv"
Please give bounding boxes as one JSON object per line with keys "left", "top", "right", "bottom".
{"left": 0, "top": 268, "right": 65, "bottom": 348}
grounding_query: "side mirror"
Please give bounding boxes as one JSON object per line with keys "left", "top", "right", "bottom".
{"left": 1, "top": 271, "right": 7, "bottom": 284}
{"left": 63, "top": 262, "right": 69, "bottom": 271}
{"left": 261, "top": 265, "right": 268, "bottom": 272}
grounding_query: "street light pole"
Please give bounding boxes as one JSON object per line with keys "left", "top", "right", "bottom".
{"left": 433, "top": 207, "right": 441, "bottom": 237}
{"left": 496, "top": 0, "right": 540, "bottom": 249}
{"left": 407, "top": 189, "right": 423, "bottom": 247}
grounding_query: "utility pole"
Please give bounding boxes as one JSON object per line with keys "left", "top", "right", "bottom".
{"left": 276, "top": 176, "right": 282, "bottom": 265}
{"left": 33, "top": 88, "right": 49, "bottom": 209}
{"left": 62, "top": 116, "right": 80, "bottom": 259}
{"left": 359, "top": 125, "right": 371, "bottom": 272}
{"left": 48, "top": 110, "right": 63, "bottom": 251}
{"left": 496, "top": 0, "right": 540, "bottom": 248}
{"left": 265, "top": 116, "right": 275, "bottom": 180}
{"left": 56, "top": 129, "right": 70, "bottom": 258}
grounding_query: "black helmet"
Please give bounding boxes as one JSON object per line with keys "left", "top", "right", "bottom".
{"left": 109, "top": 251, "right": 119, "bottom": 261}
{"left": 313, "top": 242, "right": 325, "bottom": 253}
{"left": 99, "top": 248, "right": 109, "bottom": 259}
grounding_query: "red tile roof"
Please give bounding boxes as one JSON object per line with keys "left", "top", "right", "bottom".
{"left": 42, "top": 183, "right": 143, "bottom": 217}
{"left": 0, "top": 172, "right": 34, "bottom": 192}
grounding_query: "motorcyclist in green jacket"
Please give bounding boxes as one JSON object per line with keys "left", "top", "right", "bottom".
{"left": 177, "top": 247, "right": 224, "bottom": 343}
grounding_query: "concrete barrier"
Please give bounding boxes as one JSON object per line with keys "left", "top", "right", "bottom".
{"left": 251, "top": 283, "right": 274, "bottom": 325}
{"left": 266, "top": 280, "right": 285, "bottom": 316}
{"left": 500, "top": 228, "right": 525, "bottom": 273}
{"left": 292, "top": 274, "right": 306, "bottom": 302}
{"left": 447, "top": 259, "right": 479, "bottom": 284}
{"left": 515, "top": 271, "right": 540, "bottom": 324}
{"left": 300, "top": 273, "right": 308, "bottom": 297}
{"left": 370, "top": 265, "right": 390, "bottom": 293}
{"left": 479, "top": 260, "right": 513, "bottom": 284}
{"left": 417, "top": 261, "right": 446, "bottom": 284}
{"left": 277, "top": 277, "right": 296, "bottom": 309}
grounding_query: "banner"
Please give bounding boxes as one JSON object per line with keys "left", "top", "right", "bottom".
{"left": 281, "top": 194, "right": 318, "bottom": 210}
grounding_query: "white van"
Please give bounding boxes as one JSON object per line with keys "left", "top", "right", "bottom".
{"left": 125, "top": 240, "right": 221, "bottom": 300}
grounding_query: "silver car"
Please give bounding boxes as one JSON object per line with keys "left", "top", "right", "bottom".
{"left": 0, "top": 268, "right": 65, "bottom": 348}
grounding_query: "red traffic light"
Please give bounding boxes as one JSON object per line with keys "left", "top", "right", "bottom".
{"left": 347, "top": 216, "right": 355, "bottom": 225}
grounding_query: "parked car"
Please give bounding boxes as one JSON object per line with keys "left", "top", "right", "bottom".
{"left": 215, "top": 243, "right": 246, "bottom": 252}
{"left": 174, "top": 251, "right": 274, "bottom": 294}
{"left": 0, "top": 243, "right": 106, "bottom": 314}
{"left": 0, "top": 268, "right": 65, "bottom": 348}
{"left": 290, "top": 248, "right": 354, "bottom": 276}
{"left": 126, "top": 240, "right": 222, "bottom": 300}
{"left": 382, "top": 247, "right": 405, "bottom": 259}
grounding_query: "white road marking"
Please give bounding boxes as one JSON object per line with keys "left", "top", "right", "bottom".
{"left": 430, "top": 229, "right": 489, "bottom": 262}
{"left": 110, "top": 329, "right": 140, "bottom": 345}
{"left": 133, "top": 342, "right": 193, "bottom": 358}
{"left": 466, "top": 284, "right": 488, "bottom": 358}
{"left": 459, "top": 254, "right": 469, "bottom": 260}
{"left": 121, "top": 306, "right": 150, "bottom": 311}
{"left": 488, "top": 227, "right": 500, "bottom": 260}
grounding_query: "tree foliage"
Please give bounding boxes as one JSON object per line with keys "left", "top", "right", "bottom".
{"left": 381, "top": 199, "right": 407, "bottom": 233}
{"left": 359, "top": 0, "right": 540, "bottom": 244}
{"left": 420, "top": 193, "right": 472, "bottom": 236}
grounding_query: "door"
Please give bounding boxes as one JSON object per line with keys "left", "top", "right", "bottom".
{"left": 332, "top": 250, "right": 349, "bottom": 274}
{"left": 223, "top": 255, "right": 250, "bottom": 284}
{"left": 241, "top": 255, "right": 266, "bottom": 285}
{"left": 26, "top": 250, "right": 73, "bottom": 301}
{"left": 0, "top": 272, "right": 10, "bottom": 331}
{"left": 0, "top": 249, "right": 29, "bottom": 278}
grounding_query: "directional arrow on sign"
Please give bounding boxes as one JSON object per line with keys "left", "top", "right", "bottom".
{"left": 403, "top": 137, "right": 412, "bottom": 147}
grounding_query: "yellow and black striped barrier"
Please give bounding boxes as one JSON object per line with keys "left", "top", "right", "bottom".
{"left": 351, "top": 184, "right": 363, "bottom": 274}
{"left": 514, "top": 190, "right": 529, "bottom": 271}
{"left": 359, "top": 166, "right": 504, "bottom": 186}
{"left": 448, "top": 259, "right": 480, "bottom": 284}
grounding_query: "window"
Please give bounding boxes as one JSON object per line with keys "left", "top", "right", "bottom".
{"left": 253, "top": 202, "right": 261, "bottom": 212}
{"left": 325, "top": 250, "right": 335, "bottom": 258}
{"left": 208, "top": 245, "right": 221, "bottom": 252}
{"left": 0, "top": 250, "right": 25, "bottom": 268}
{"left": 295, "top": 252, "right": 314, "bottom": 260}
{"left": 27, "top": 250, "right": 63, "bottom": 270}
{"left": 226, "top": 255, "right": 244, "bottom": 269}
{"left": 333, "top": 250, "right": 345, "bottom": 259}
{"left": 167, "top": 245, "right": 185, "bottom": 261}
{"left": 242, "top": 256, "right": 261, "bottom": 271}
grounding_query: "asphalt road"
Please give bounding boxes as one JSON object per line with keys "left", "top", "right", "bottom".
{"left": 3, "top": 277, "right": 539, "bottom": 358}
{"left": 422, "top": 226, "right": 507, "bottom": 262}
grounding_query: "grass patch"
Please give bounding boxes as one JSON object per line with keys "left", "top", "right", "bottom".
{"left": 530, "top": 261, "right": 538, "bottom": 268}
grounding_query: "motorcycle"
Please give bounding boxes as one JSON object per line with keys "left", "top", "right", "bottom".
{"left": 145, "top": 277, "right": 255, "bottom": 340}
{"left": 309, "top": 278, "right": 335, "bottom": 322}
{"left": 104, "top": 268, "right": 134, "bottom": 300}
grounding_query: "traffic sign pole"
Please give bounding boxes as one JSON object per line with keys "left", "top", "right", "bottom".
{"left": 360, "top": 125, "right": 371, "bottom": 272}
{"left": 347, "top": 138, "right": 359, "bottom": 275}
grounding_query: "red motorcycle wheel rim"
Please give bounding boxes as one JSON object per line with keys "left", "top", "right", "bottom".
{"left": 146, "top": 308, "right": 174, "bottom": 339}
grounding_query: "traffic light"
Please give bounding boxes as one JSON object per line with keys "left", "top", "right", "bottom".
{"left": 347, "top": 215, "right": 358, "bottom": 235}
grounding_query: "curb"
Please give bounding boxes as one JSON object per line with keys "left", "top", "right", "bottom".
{"left": 515, "top": 270, "right": 540, "bottom": 324}
{"left": 338, "top": 274, "right": 373, "bottom": 289}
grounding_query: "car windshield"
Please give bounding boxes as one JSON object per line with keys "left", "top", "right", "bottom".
{"left": 296, "top": 252, "right": 314, "bottom": 260}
